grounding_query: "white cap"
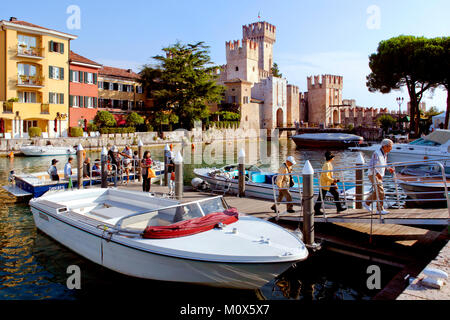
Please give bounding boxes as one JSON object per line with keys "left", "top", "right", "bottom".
{"left": 174, "top": 151, "right": 183, "bottom": 164}
{"left": 286, "top": 156, "right": 296, "bottom": 165}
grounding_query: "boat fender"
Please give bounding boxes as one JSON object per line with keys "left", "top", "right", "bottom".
{"left": 8, "top": 151, "right": 14, "bottom": 158}
{"left": 419, "top": 267, "right": 448, "bottom": 289}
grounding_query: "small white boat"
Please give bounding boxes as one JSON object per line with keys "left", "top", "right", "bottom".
{"left": 29, "top": 188, "right": 308, "bottom": 289}
{"left": 351, "top": 130, "right": 450, "bottom": 164}
{"left": 194, "top": 164, "right": 367, "bottom": 209}
{"left": 20, "top": 145, "right": 76, "bottom": 156}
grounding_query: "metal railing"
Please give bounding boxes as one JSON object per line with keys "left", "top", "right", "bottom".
{"left": 270, "top": 158, "right": 450, "bottom": 222}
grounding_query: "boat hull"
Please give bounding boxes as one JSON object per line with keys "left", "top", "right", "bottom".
{"left": 292, "top": 137, "right": 361, "bottom": 149}
{"left": 31, "top": 206, "right": 298, "bottom": 289}
{"left": 20, "top": 146, "right": 76, "bottom": 156}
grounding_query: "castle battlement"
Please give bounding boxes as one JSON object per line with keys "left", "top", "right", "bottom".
{"left": 226, "top": 39, "right": 259, "bottom": 60}
{"left": 307, "top": 74, "right": 343, "bottom": 90}
{"left": 242, "top": 21, "right": 276, "bottom": 43}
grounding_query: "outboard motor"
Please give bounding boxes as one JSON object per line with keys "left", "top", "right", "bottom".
{"left": 191, "top": 177, "right": 209, "bottom": 191}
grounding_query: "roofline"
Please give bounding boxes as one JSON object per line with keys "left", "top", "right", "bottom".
{"left": 0, "top": 21, "right": 78, "bottom": 40}
{"left": 70, "top": 61, "right": 102, "bottom": 69}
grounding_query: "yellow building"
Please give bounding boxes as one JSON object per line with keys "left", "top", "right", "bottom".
{"left": 0, "top": 17, "right": 77, "bottom": 138}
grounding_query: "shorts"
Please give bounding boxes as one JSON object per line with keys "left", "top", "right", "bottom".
{"left": 123, "top": 162, "right": 132, "bottom": 170}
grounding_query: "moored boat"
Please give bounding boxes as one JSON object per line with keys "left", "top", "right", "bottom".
{"left": 20, "top": 145, "right": 76, "bottom": 156}
{"left": 29, "top": 188, "right": 308, "bottom": 289}
{"left": 291, "top": 133, "right": 364, "bottom": 149}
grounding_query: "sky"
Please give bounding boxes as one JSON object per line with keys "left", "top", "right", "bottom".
{"left": 1, "top": 0, "right": 449, "bottom": 112}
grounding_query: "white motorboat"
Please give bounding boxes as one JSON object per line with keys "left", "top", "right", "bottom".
{"left": 20, "top": 145, "right": 76, "bottom": 156}
{"left": 351, "top": 130, "right": 450, "bottom": 164}
{"left": 194, "top": 164, "right": 373, "bottom": 209}
{"left": 29, "top": 188, "right": 308, "bottom": 289}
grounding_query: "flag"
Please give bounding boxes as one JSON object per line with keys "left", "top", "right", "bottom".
{"left": 258, "top": 11, "right": 261, "bottom": 19}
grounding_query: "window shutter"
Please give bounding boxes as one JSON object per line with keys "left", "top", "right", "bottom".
{"left": 84, "top": 96, "right": 87, "bottom": 107}
{"left": 93, "top": 73, "right": 97, "bottom": 84}
{"left": 84, "top": 72, "right": 88, "bottom": 84}
{"left": 60, "top": 43, "right": 64, "bottom": 54}
{"left": 60, "top": 67, "right": 64, "bottom": 80}
{"left": 69, "top": 70, "right": 73, "bottom": 82}
{"left": 49, "top": 92, "right": 52, "bottom": 104}
{"left": 94, "top": 97, "right": 97, "bottom": 108}
{"left": 60, "top": 93, "right": 64, "bottom": 104}
{"left": 49, "top": 41, "right": 53, "bottom": 52}
{"left": 69, "top": 95, "right": 73, "bottom": 107}
{"left": 49, "top": 66, "right": 53, "bottom": 79}
{"left": 79, "top": 71, "right": 83, "bottom": 83}
{"left": 79, "top": 96, "right": 83, "bottom": 108}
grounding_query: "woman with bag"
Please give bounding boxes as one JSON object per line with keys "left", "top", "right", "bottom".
{"left": 141, "top": 151, "right": 153, "bottom": 192}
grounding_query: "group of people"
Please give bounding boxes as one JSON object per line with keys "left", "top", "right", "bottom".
{"left": 272, "top": 138, "right": 394, "bottom": 215}
{"left": 47, "top": 143, "right": 177, "bottom": 195}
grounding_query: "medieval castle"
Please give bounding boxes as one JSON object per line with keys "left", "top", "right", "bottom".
{"left": 217, "top": 21, "right": 400, "bottom": 130}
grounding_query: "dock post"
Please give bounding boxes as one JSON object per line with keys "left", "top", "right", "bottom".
{"left": 101, "top": 146, "right": 108, "bottom": 188}
{"left": 355, "top": 152, "right": 365, "bottom": 209}
{"left": 238, "top": 148, "right": 245, "bottom": 197}
{"left": 174, "top": 151, "right": 183, "bottom": 200}
{"left": 138, "top": 140, "right": 143, "bottom": 183}
{"left": 302, "top": 160, "right": 319, "bottom": 249}
{"left": 164, "top": 144, "right": 170, "bottom": 186}
{"left": 76, "top": 144, "right": 84, "bottom": 190}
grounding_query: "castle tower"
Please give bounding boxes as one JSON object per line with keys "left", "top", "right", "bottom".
{"left": 225, "top": 39, "right": 259, "bottom": 83}
{"left": 242, "top": 21, "right": 276, "bottom": 75}
{"left": 306, "top": 74, "right": 344, "bottom": 126}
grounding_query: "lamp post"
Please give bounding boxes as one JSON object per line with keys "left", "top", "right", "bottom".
{"left": 396, "top": 97, "right": 404, "bottom": 132}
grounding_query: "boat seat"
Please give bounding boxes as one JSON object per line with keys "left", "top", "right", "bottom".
{"left": 265, "top": 174, "right": 275, "bottom": 185}
{"left": 251, "top": 173, "right": 266, "bottom": 183}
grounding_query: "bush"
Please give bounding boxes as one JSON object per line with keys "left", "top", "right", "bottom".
{"left": 99, "top": 127, "right": 135, "bottom": 135}
{"left": 70, "top": 127, "right": 84, "bottom": 137}
{"left": 28, "top": 127, "right": 41, "bottom": 138}
{"left": 87, "top": 123, "right": 98, "bottom": 132}
{"left": 126, "top": 112, "right": 144, "bottom": 127}
{"left": 94, "top": 110, "right": 116, "bottom": 127}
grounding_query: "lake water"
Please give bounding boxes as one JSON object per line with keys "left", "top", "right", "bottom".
{"left": 0, "top": 139, "right": 399, "bottom": 300}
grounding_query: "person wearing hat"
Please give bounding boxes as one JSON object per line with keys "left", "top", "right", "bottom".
{"left": 48, "top": 159, "right": 59, "bottom": 181}
{"left": 271, "top": 156, "right": 297, "bottom": 213}
{"left": 314, "top": 151, "right": 347, "bottom": 214}
{"left": 109, "top": 145, "right": 121, "bottom": 174}
{"left": 64, "top": 157, "right": 73, "bottom": 180}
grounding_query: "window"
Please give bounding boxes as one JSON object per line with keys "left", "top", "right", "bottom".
{"left": 70, "top": 95, "right": 81, "bottom": 107}
{"left": 98, "top": 81, "right": 103, "bottom": 89}
{"left": 70, "top": 70, "right": 80, "bottom": 82}
{"left": 18, "top": 91, "right": 37, "bottom": 103}
{"left": 49, "top": 92, "right": 64, "bottom": 104}
{"left": 85, "top": 97, "right": 94, "bottom": 108}
{"left": 23, "top": 120, "right": 38, "bottom": 133}
{"left": 48, "top": 40, "right": 64, "bottom": 54}
{"left": 113, "top": 83, "right": 119, "bottom": 91}
{"left": 243, "top": 96, "right": 249, "bottom": 104}
{"left": 136, "top": 86, "right": 143, "bottom": 94}
{"left": 85, "top": 72, "right": 94, "bottom": 84}
{"left": 17, "top": 63, "right": 37, "bottom": 84}
{"left": 49, "top": 66, "right": 64, "bottom": 80}
{"left": 18, "top": 34, "right": 37, "bottom": 55}
{"left": 235, "top": 66, "right": 239, "bottom": 71}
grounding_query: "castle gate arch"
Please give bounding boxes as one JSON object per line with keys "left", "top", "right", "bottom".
{"left": 276, "top": 108, "right": 284, "bottom": 128}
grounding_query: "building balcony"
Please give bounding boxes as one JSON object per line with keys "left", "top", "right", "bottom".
{"left": 1, "top": 101, "right": 60, "bottom": 120}
{"left": 17, "top": 75, "right": 45, "bottom": 88}
{"left": 17, "top": 45, "right": 44, "bottom": 59}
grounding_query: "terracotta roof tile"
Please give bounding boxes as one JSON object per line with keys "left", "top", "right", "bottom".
{"left": 99, "top": 66, "right": 141, "bottom": 80}
{"left": 70, "top": 51, "right": 102, "bottom": 67}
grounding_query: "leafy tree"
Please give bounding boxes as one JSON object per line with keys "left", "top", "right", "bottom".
{"left": 126, "top": 112, "right": 144, "bottom": 127}
{"left": 151, "top": 111, "right": 179, "bottom": 132}
{"left": 377, "top": 114, "right": 396, "bottom": 133}
{"left": 139, "top": 41, "right": 225, "bottom": 130}
{"left": 425, "top": 37, "right": 450, "bottom": 128}
{"left": 271, "top": 63, "right": 282, "bottom": 78}
{"left": 94, "top": 110, "right": 116, "bottom": 128}
{"left": 367, "top": 36, "right": 440, "bottom": 136}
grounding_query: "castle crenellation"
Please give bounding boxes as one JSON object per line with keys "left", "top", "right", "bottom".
{"left": 217, "top": 20, "right": 401, "bottom": 131}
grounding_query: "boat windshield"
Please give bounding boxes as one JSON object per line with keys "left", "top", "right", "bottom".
{"left": 409, "top": 138, "right": 441, "bottom": 146}
{"left": 116, "top": 196, "right": 228, "bottom": 231}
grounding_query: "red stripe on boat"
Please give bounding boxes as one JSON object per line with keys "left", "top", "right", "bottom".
{"left": 142, "top": 208, "right": 239, "bottom": 239}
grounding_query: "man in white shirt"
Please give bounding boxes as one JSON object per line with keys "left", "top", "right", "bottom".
{"left": 120, "top": 145, "right": 133, "bottom": 184}
{"left": 363, "top": 139, "right": 394, "bottom": 214}
{"left": 48, "top": 159, "right": 59, "bottom": 181}
{"left": 64, "top": 157, "right": 73, "bottom": 180}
